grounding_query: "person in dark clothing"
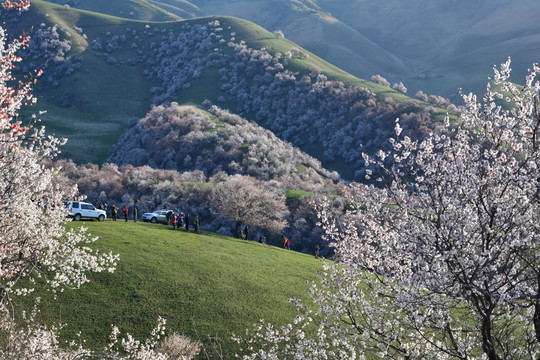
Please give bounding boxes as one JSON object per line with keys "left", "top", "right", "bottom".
{"left": 178, "top": 213, "right": 184, "bottom": 229}
{"left": 184, "top": 214, "right": 189, "bottom": 231}
{"left": 166, "top": 211, "right": 173, "bottom": 225}
{"left": 133, "top": 205, "right": 138, "bottom": 222}
{"left": 281, "top": 235, "right": 286, "bottom": 248}
{"left": 111, "top": 204, "right": 117, "bottom": 221}
{"left": 244, "top": 225, "right": 249, "bottom": 240}
{"left": 259, "top": 234, "right": 266, "bottom": 244}
{"left": 314, "top": 244, "right": 320, "bottom": 259}
{"left": 194, "top": 215, "right": 199, "bottom": 232}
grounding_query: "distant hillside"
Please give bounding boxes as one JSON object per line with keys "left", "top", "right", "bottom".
{"left": 195, "top": 0, "right": 540, "bottom": 97}
{"left": 43, "top": 0, "right": 181, "bottom": 21}
{"left": 4, "top": 1, "right": 449, "bottom": 179}
{"left": 108, "top": 104, "right": 339, "bottom": 182}
{"left": 60, "top": 0, "right": 535, "bottom": 99}
{"left": 21, "top": 221, "right": 327, "bottom": 359}
{"left": 38, "top": 0, "right": 538, "bottom": 97}
{"left": 317, "top": 0, "right": 540, "bottom": 97}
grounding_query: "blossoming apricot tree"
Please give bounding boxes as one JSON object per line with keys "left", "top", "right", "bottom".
{"left": 212, "top": 175, "right": 288, "bottom": 238}
{"left": 237, "top": 59, "right": 540, "bottom": 359}
{"left": 0, "top": 0, "right": 119, "bottom": 308}
{"left": 0, "top": 2, "right": 202, "bottom": 358}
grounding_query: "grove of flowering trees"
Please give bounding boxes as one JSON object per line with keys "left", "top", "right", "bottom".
{"left": 55, "top": 160, "right": 339, "bottom": 256}
{"left": 237, "top": 60, "right": 540, "bottom": 359}
{"left": 3, "top": 10, "right": 461, "bottom": 179}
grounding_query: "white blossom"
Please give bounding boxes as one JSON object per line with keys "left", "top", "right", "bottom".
{"left": 237, "top": 59, "right": 540, "bottom": 359}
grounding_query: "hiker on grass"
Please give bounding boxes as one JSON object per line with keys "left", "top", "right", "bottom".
{"left": 281, "top": 235, "right": 286, "bottom": 248}
{"left": 171, "top": 213, "right": 177, "bottom": 230}
{"left": 133, "top": 205, "right": 138, "bottom": 222}
{"left": 178, "top": 213, "right": 184, "bottom": 228}
{"left": 184, "top": 213, "right": 189, "bottom": 231}
{"left": 244, "top": 225, "right": 249, "bottom": 240}
{"left": 285, "top": 237, "right": 290, "bottom": 250}
{"left": 314, "top": 244, "right": 320, "bottom": 259}
{"left": 194, "top": 215, "right": 199, "bottom": 232}
{"left": 123, "top": 205, "right": 128, "bottom": 222}
{"left": 111, "top": 204, "right": 118, "bottom": 221}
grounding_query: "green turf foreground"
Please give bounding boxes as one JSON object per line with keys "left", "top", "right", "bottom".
{"left": 34, "top": 220, "right": 326, "bottom": 358}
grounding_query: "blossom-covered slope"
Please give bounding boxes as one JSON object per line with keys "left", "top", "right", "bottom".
{"left": 108, "top": 104, "right": 339, "bottom": 182}
{"left": 42, "top": 0, "right": 540, "bottom": 98}
{"left": 4, "top": 0, "right": 450, "bottom": 180}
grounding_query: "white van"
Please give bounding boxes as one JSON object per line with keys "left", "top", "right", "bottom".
{"left": 66, "top": 201, "right": 106, "bottom": 221}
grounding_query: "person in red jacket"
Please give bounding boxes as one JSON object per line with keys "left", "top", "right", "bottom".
{"left": 171, "top": 213, "right": 177, "bottom": 230}
{"left": 285, "top": 237, "right": 290, "bottom": 250}
{"left": 122, "top": 205, "right": 128, "bottom": 222}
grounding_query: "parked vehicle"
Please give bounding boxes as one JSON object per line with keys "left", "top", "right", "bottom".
{"left": 142, "top": 210, "right": 174, "bottom": 224}
{"left": 66, "top": 201, "right": 106, "bottom": 221}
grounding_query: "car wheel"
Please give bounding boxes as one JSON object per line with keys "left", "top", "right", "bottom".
{"left": 74, "top": 213, "right": 82, "bottom": 221}
{"left": 98, "top": 214, "right": 105, "bottom": 222}
{"left": 151, "top": 217, "right": 157, "bottom": 223}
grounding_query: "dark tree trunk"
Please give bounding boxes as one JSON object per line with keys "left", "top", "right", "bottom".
{"left": 235, "top": 221, "right": 242, "bottom": 239}
{"left": 481, "top": 308, "right": 501, "bottom": 360}
{"left": 534, "top": 272, "right": 540, "bottom": 344}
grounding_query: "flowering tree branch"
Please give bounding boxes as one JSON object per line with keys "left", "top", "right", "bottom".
{"left": 237, "top": 58, "right": 540, "bottom": 359}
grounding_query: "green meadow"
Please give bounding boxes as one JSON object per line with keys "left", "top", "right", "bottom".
{"left": 28, "top": 220, "right": 326, "bottom": 358}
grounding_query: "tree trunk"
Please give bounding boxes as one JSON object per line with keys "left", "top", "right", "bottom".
{"left": 534, "top": 272, "right": 540, "bottom": 344}
{"left": 235, "top": 221, "right": 242, "bottom": 239}
{"left": 481, "top": 309, "right": 501, "bottom": 360}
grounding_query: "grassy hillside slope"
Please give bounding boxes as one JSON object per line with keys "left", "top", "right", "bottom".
{"left": 43, "top": 0, "right": 181, "bottom": 21}
{"left": 30, "top": 220, "right": 325, "bottom": 358}
{"left": 155, "top": 0, "right": 539, "bottom": 97}
{"left": 39, "top": 0, "right": 538, "bottom": 98}
{"left": 319, "top": 0, "right": 540, "bottom": 96}
{"left": 162, "top": 0, "right": 409, "bottom": 78}
{"left": 6, "top": 1, "right": 431, "bottom": 171}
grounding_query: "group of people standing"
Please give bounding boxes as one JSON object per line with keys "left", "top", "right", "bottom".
{"left": 99, "top": 202, "right": 138, "bottom": 222}
{"left": 97, "top": 202, "right": 200, "bottom": 231}
{"left": 170, "top": 212, "right": 199, "bottom": 232}
{"left": 97, "top": 201, "right": 320, "bottom": 257}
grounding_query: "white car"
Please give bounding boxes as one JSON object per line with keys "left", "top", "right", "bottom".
{"left": 142, "top": 210, "right": 174, "bottom": 224}
{"left": 66, "top": 201, "right": 106, "bottom": 222}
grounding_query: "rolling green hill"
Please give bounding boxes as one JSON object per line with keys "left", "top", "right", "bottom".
{"left": 5, "top": 0, "right": 443, "bottom": 180}
{"left": 25, "top": 220, "right": 325, "bottom": 358}
{"left": 42, "top": 0, "right": 181, "bottom": 21}
{"left": 37, "top": 0, "right": 538, "bottom": 99}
